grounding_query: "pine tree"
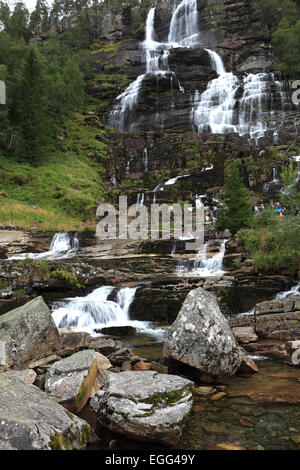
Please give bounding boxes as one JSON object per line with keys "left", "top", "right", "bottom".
{"left": 18, "top": 47, "right": 50, "bottom": 162}
{"left": 215, "top": 164, "right": 253, "bottom": 235}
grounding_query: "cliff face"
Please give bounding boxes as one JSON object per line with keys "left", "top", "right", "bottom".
{"left": 85, "top": 0, "right": 299, "bottom": 207}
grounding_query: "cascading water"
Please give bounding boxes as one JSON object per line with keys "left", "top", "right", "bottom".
{"left": 292, "top": 156, "right": 300, "bottom": 182}
{"left": 168, "top": 0, "right": 199, "bottom": 46}
{"left": 108, "top": 0, "right": 291, "bottom": 145}
{"left": 177, "top": 239, "right": 228, "bottom": 276}
{"left": 275, "top": 282, "right": 300, "bottom": 300}
{"left": 108, "top": 7, "right": 170, "bottom": 132}
{"left": 51, "top": 285, "right": 162, "bottom": 337}
{"left": 191, "top": 53, "right": 291, "bottom": 144}
{"left": 263, "top": 167, "right": 281, "bottom": 191}
{"left": 108, "top": 2, "right": 201, "bottom": 132}
{"left": 8, "top": 232, "right": 79, "bottom": 261}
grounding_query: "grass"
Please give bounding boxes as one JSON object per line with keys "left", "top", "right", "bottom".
{"left": 0, "top": 113, "right": 108, "bottom": 231}
{"left": 238, "top": 209, "right": 300, "bottom": 276}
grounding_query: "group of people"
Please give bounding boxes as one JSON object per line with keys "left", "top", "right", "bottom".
{"left": 252, "top": 202, "right": 290, "bottom": 217}
{"left": 252, "top": 201, "right": 290, "bottom": 217}
{"left": 252, "top": 203, "right": 265, "bottom": 214}
{"left": 273, "top": 202, "right": 290, "bottom": 217}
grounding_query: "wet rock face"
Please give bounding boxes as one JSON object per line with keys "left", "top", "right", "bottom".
{"left": 0, "top": 375, "right": 91, "bottom": 450}
{"left": 163, "top": 287, "right": 243, "bottom": 377}
{"left": 0, "top": 296, "right": 61, "bottom": 370}
{"left": 90, "top": 370, "right": 194, "bottom": 446}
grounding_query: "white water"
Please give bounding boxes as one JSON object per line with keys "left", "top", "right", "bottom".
{"left": 177, "top": 239, "right": 228, "bottom": 277}
{"left": 291, "top": 156, "right": 300, "bottom": 182}
{"left": 52, "top": 285, "right": 163, "bottom": 338}
{"left": 168, "top": 0, "right": 199, "bottom": 46}
{"left": 136, "top": 193, "right": 145, "bottom": 206}
{"left": 233, "top": 282, "right": 300, "bottom": 318}
{"left": 108, "top": 0, "right": 290, "bottom": 143}
{"left": 263, "top": 167, "right": 281, "bottom": 191}
{"left": 8, "top": 232, "right": 79, "bottom": 261}
{"left": 275, "top": 282, "right": 300, "bottom": 300}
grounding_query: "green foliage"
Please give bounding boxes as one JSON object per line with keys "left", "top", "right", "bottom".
{"left": 252, "top": 0, "right": 300, "bottom": 76}
{"left": 215, "top": 163, "right": 253, "bottom": 235}
{"left": 50, "top": 265, "right": 80, "bottom": 287}
{"left": 239, "top": 210, "right": 300, "bottom": 275}
{"left": 280, "top": 161, "right": 300, "bottom": 209}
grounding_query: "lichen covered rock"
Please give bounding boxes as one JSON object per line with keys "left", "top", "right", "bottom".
{"left": 0, "top": 296, "right": 61, "bottom": 370}
{"left": 90, "top": 370, "right": 194, "bottom": 446}
{"left": 0, "top": 375, "right": 91, "bottom": 450}
{"left": 163, "top": 287, "right": 243, "bottom": 377}
{"left": 45, "top": 349, "right": 110, "bottom": 413}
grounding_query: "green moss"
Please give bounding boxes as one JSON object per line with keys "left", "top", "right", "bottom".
{"left": 143, "top": 386, "right": 192, "bottom": 408}
{"left": 49, "top": 433, "right": 72, "bottom": 451}
{"left": 79, "top": 424, "right": 91, "bottom": 446}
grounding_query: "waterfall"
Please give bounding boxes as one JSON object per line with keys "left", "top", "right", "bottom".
{"left": 292, "top": 156, "right": 300, "bottom": 182}
{"left": 136, "top": 193, "right": 145, "bottom": 206}
{"left": 51, "top": 285, "right": 162, "bottom": 337}
{"left": 8, "top": 232, "right": 79, "bottom": 261}
{"left": 108, "top": 2, "right": 200, "bottom": 132}
{"left": 233, "top": 281, "right": 300, "bottom": 318}
{"left": 263, "top": 167, "right": 281, "bottom": 191}
{"left": 275, "top": 282, "right": 300, "bottom": 300}
{"left": 143, "top": 147, "right": 149, "bottom": 172}
{"left": 177, "top": 239, "right": 228, "bottom": 276}
{"left": 108, "top": 0, "right": 290, "bottom": 144}
{"left": 168, "top": 0, "right": 199, "bottom": 46}
{"left": 192, "top": 71, "right": 240, "bottom": 134}
{"left": 108, "top": 7, "right": 170, "bottom": 132}
{"left": 192, "top": 59, "right": 291, "bottom": 144}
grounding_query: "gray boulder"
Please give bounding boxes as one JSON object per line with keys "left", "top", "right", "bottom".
{"left": 0, "top": 375, "right": 91, "bottom": 450}
{"left": 0, "top": 296, "right": 61, "bottom": 370}
{"left": 90, "top": 370, "right": 194, "bottom": 446}
{"left": 45, "top": 349, "right": 111, "bottom": 413}
{"left": 163, "top": 288, "right": 243, "bottom": 377}
{"left": 255, "top": 298, "right": 295, "bottom": 315}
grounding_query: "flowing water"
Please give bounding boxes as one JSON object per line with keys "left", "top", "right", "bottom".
{"left": 51, "top": 285, "right": 164, "bottom": 339}
{"left": 263, "top": 167, "right": 281, "bottom": 191}
{"left": 177, "top": 239, "right": 227, "bottom": 276}
{"left": 108, "top": 0, "right": 291, "bottom": 145}
{"left": 7, "top": 232, "right": 79, "bottom": 261}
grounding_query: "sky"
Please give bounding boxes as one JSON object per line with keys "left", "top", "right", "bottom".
{"left": 8, "top": 0, "right": 52, "bottom": 12}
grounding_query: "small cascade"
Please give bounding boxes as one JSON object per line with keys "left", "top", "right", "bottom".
{"left": 177, "top": 239, "right": 228, "bottom": 277}
{"left": 191, "top": 68, "right": 240, "bottom": 134}
{"left": 232, "top": 282, "right": 300, "bottom": 319}
{"left": 164, "top": 174, "right": 190, "bottom": 186}
{"left": 136, "top": 193, "right": 145, "bottom": 206}
{"left": 8, "top": 232, "right": 79, "bottom": 261}
{"left": 51, "top": 285, "right": 161, "bottom": 337}
{"left": 143, "top": 147, "right": 149, "bottom": 172}
{"left": 126, "top": 154, "right": 134, "bottom": 174}
{"left": 291, "top": 156, "right": 300, "bottom": 182}
{"left": 263, "top": 167, "right": 281, "bottom": 191}
{"left": 275, "top": 282, "right": 300, "bottom": 300}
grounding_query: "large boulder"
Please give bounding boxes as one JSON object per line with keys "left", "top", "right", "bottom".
{"left": 0, "top": 375, "right": 91, "bottom": 450}
{"left": 45, "top": 349, "right": 111, "bottom": 413}
{"left": 0, "top": 296, "right": 61, "bottom": 370}
{"left": 163, "top": 288, "right": 243, "bottom": 377}
{"left": 90, "top": 370, "right": 194, "bottom": 446}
